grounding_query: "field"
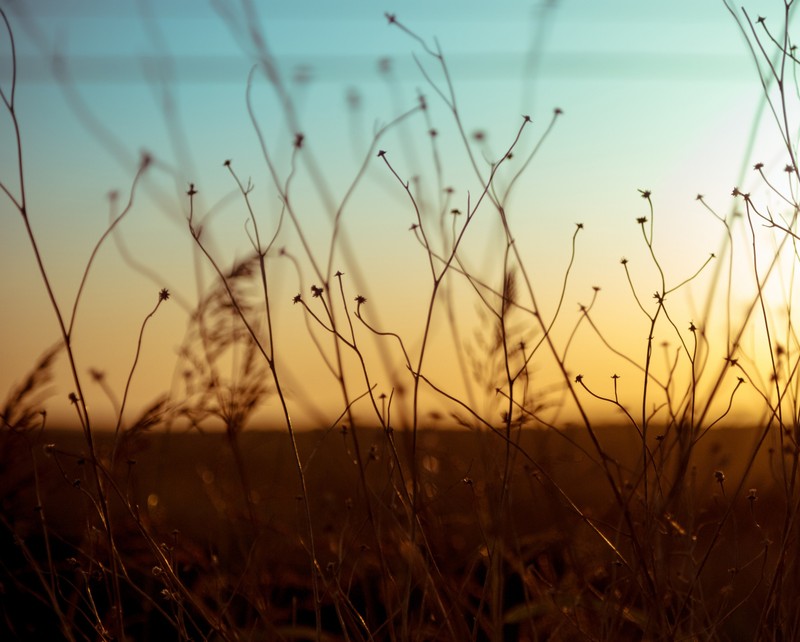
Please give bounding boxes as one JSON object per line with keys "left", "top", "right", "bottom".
{"left": 1, "top": 424, "right": 790, "bottom": 641}
{"left": 4, "top": 2, "right": 800, "bottom": 641}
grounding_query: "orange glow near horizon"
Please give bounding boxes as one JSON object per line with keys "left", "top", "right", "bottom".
{"left": 2, "top": 1, "right": 798, "bottom": 433}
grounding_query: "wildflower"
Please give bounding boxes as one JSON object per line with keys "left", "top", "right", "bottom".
{"left": 292, "top": 294, "right": 302, "bottom": 304}
{"left": 68, "top": 392, "right": 78, "bottom": 404}
{"left": 522, "top": 114, "right": 531, "bottom": 123}
{"left": 451, "top": 208, "right": 461, "bottom": 215}
{"left": 429, "top": 128, "right": 437, "bottom": 137}
{"left": 576, "top": 222, "right": 584, "bottom": 229}
{"left": 294, "top": 133, "right": 304, "bottom": 149}
{"left": 689, "top": 322, "right": 696, "bottom": 332}
{"left": 747, "top": 488, "right": 758, "bottom": 502}
{"left": 159, "top": 288, "right": 170, "bottom": 302}
{"left": 311, "top": 285, "right": 323, "bottom": 298}
{"left": 472, "top": 130, "right": 486, "bottom": 142}
{"left": 785, "top": 164, "right": 795, "bottom": 173}
{"left": 385, "top": 12, "right": 396, "bottom": 24}
{"left": 753, "top": 162, "right": 764, "bottom": 170}
{"left": 377, "top": 149, "right": 386, "bottom": 158}
{"left": 637, "top": 216, "right": 647, "bottom": 224}
{"left": 756, "top": 15, "right": 766, "bottom": 24}
{"left": 554, "top": 107, "right": 563, "bottom": 115}
{"left": 223, "top": 159, "right": 231, "bottom": 167}
{"left": 731, "top": 187, "right": 740, "bottom": 196}
{"left": 620, "top": 257, "right": 628, "bottom": 265}
{"left": 354, "top": 295, "right": 367, "bottom": 305}
{"left": 714, "top": 470, "right": 725, "bottom": 484}
{"left": 695, "top": 194, "right": 704, "bottom": 201}
{"left": 638, "top": 189, "right": 651, "bottom": 199}
{"left": 187, "top": 183, "right": 198, "bottom": 197}
{"left": 575, "top": 374, "right": 583, "bottom": 383}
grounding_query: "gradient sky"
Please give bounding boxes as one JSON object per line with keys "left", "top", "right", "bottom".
{"left": 1, "top": 0, "right": 797, "bottom": 431}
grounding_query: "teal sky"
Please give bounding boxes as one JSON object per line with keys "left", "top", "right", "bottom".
{"left": 1, "top": 0, "right": 795, "bottom": 428}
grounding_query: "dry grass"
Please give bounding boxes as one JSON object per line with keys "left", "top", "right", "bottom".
{"left": 3, "top": 3, "right": 800, "bottom": 640}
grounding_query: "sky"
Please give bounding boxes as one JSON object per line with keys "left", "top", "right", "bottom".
{"left": 1, "top": 0, "right": 798, "bottom": 432}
